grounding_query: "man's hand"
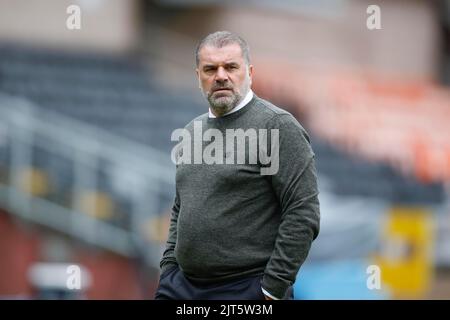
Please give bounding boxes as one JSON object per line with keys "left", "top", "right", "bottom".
{"left": 264, "top": 295, "right": 273, "bottom": 300}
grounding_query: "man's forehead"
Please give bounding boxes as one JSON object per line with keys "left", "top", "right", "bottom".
{"left": 198, "top": 43, "right": 244, "bottom": 65}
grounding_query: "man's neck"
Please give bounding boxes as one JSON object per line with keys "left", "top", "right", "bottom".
{"left": 209, "top": 89, "right": 253, "bottom": 118}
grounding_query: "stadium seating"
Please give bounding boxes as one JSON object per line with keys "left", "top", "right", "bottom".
{"left": 0, "top": 43, "right": 445, "bottom": 222}
{"left": 313, "top": 139, "right": 444, "bottom": 203}
{"left": 254, "top": 61, "right": 450, "bottom": 186}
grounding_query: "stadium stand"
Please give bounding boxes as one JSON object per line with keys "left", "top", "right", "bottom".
{"left": 0, "top": 44, "right": 444, "bottom": 208}
{"left": 255, "top": 62, "right": 450, "bottom": 185}
{"left": 0, "top": 43, "right": 447, "bottom": 299}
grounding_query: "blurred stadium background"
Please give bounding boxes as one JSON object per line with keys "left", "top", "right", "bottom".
{"left": 0, "top": 0, "right": 449, "bottom": 299}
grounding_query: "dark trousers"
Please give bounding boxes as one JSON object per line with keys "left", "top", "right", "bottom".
{"left": 154, "top": 265, "right": 293, "bottom": 300}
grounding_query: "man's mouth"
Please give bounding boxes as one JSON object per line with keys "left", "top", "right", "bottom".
{"left": 213, "top": 88, "right": 232, "bottom": 93}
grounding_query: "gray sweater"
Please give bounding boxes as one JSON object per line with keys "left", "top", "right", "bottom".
{"left": 160, "top": 94, "right": 320, "bottom": 299}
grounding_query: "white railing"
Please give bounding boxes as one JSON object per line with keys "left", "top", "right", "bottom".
{"left": 0, "top": 94, "right": 175, "bottom": 267}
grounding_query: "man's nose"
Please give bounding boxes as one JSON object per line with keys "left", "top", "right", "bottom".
{"left": 215, "top": 66, "right": 228, "bottom": 83}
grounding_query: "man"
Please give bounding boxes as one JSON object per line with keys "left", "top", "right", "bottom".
{"left": 155, "top": 31, "right": 320, "bottom": 300}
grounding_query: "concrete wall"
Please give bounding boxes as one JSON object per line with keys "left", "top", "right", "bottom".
{"left": 148, "top": 0, "right": 440, "bottom": 90}
{"left": 0, "top": 0, "right": 140, "bottom": 53}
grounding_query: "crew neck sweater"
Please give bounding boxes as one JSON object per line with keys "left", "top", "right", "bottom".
{"left": 160, "top": 94, "right": 320, "bottom": 299}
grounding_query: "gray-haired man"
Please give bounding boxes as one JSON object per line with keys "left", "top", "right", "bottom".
{"left": 155, "top": 31, "right": 320, "bottom": 300}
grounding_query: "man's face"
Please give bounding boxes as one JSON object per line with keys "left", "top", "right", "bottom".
{"left": 196, "top": 43, "right": 253, "bottom": 117}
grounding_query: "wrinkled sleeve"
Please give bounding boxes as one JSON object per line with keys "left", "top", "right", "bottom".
{"left": 261, "top": 113, "right": 320, "bottom": 299}
{"left": 160, "top": 187, "right": 180, "bottom": 274}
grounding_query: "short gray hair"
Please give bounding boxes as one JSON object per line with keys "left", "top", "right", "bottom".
{"left": 195, "top": 31, "right": 250, "bottom": 67}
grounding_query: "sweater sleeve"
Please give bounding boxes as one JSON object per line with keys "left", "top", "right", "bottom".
{"left": 261, "top": 113, "right": 320, "bottom": 299}
{"left": 159, "top": 187, "right": 180, "bottom": 274}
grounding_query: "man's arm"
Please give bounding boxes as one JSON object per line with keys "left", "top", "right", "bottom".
{"left": 160, "top": 189, "right": 180, "bottom": 274}
{"left": 261, "top": 113, "right": 320, "bottom": 299}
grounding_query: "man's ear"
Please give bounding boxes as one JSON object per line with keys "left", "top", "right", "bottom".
{"left": 196, "top": 68, "right": 201, "bottom": 89}
{"left": 248, "top": 64, "right": 254, "bottom": 85}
